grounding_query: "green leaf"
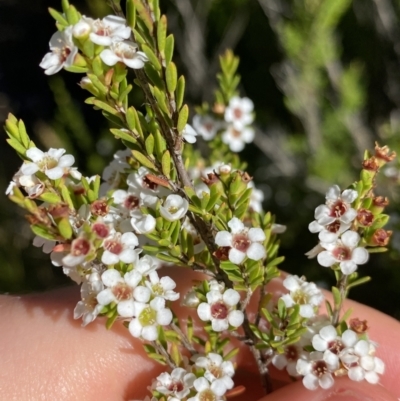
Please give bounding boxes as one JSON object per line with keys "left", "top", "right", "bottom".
{"left": 347, "top": 276, "right": 371, "bottom": 289}
{"left": 132, "top": 150, "right": 156, "bottom": 170}
{"left": 38, "top": 192, "right": 62, "bottom": 204}
{"left": 161, "top": 150, "right": 171, "bottom": 178}
{"left": 126, "top": 0, "right": 136, "bottom": 29}
{"left": 48, "top": 8, "right": 69, "bottom": 26}
{"left": 145, "top": 134, "right": 155, "bottom": 155}
{"left": 156, "top": 252, "right": 182, "bottom": 264}
{"left": 5, "top": 118, "right": 20, "bottom": 141}
{"left": 61, "top": 0, "right": 70, "bottom": 14}
{"left": 157, "top": 15, "right": 167, "bottom": 53}
{"left": 177, "top": 104, "right": 189, "bottom": 132}
{"left": 339, "top": 308, "right": 353, "bottom": 323}
{"left": 92, "top": 56, "right": 104, "bottom": 77}
{"left": 110, "top": 128, "right": 137, "bottom": 144}
{"left": 31, "top": 225, "right": 57, "bottom": 241}
{"left": 332, "top": 286, "right": 341, "bottom": 309}
{"left": 142, "top": 44, "right": 162, "bottom": 71}
{"left": 152, "top": 0, "right": 160, "bottom": 20}
{"left": 176, "top": 76, "right": 185, "bottom": 110}
{"left": 6, "top": 138, "right": 26, "bottom": 155}
{"left": 91, "top": 99, "right": 119, "bottom": 116}
{"left": 166, "top": 62, "right": 177, "bottom": 94}
{"left": 61, "top": 184, "right": 75, "bottom": 210}
{"left": 153, "top": 86, "right": 170, "bottom": 116}
{"left": 164, "top": 34, "right": 174, "bottom": 65}
{"left": 57, "top": 217, "right": 73, "bottom": 239}
{"left": 65, "top": 5, "right": 80, "bottom": 25}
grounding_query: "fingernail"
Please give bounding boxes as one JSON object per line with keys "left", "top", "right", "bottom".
{"left": 319, "top": 383, "right": 397, "bottom": 401}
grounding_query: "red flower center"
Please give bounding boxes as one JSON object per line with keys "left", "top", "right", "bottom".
{"left": 312, "top": 360, "right": 328, "bottom": 378}
{"left": 211, "top": 302, "right": 228, "bottom": 320}
{"left": 112, "top": 283, "right": 132, "bottom": 301}
{"left": 329, "top": 200, "right": 347, "bottom": 218}
{"left": 232, "top": 233, "right": 250, "bottom": 252}
{"left": 333, "top": 246, "right": 351, "bottom": 261}
{"left": 104, "top": 240, "right": 123, "bottom": 255}
{"left": 124, "top": 195, "right": 140, "bottom": 210}
{"left": 71, "top": 238, "right": 91, "bottom": 256}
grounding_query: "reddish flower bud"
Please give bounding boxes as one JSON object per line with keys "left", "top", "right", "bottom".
{"left": 373, "top": 196, "right": 389, "bottom": 208}
{"left": 357, "top": 208, "right": 374, "bottom": 226}
{"left": 91, "top": 199, "right": 109, "bottom": 216}
{"left": 372, "top": 228, "right": 392, "bottom": 246}
{"left": 375, "top": 143, "right": 396, "bottom": 162}
{"left": 350, "top": 318, "right": 369, "bottom": 334}
{"left": 48, "top": 203, "right": 70, "bottom": 218}
{"left": 213, "top": 246, "right": 230, "bottom": 261}
{"left": 362, "top": 157, "right": 379, "bottom": 172}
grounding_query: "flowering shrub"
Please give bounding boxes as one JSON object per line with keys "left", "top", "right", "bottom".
{"left": 3, "top": 0, "right": 397, "bottom": 399}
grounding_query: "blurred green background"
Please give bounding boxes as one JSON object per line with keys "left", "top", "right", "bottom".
{"left": 1, "top": 0, "right": 400, "bottom": 318}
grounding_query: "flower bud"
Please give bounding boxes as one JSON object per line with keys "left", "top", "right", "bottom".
{"left": 73, "top": 18, "right": 92, "bottom": 39}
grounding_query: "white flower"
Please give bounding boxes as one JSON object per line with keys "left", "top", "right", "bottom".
{"left": 145, "top": 271, "right": 179, "bottom": 301}
{"left": 194, "top": 353, "right": 234, "bottom": 393}
{"left": 224, "top": 96, "right": 254, "bottom": 130}
{"left": 21, "top": 147, "right": 75, "bottom": 180}
{"left": 100, "top": 149, "right": 131, "bottom": 195}
{"left": 155, "top": 368, "right": 196, "bottom": 400}
{"left": 317, "top": 231, "right": 369, "bottom": 274}
{"left": 182, "top": 290, "right": 200, "bottom": 307}
{"left": 113, "top": 189, "right": 141, "bottom": 213}
{"left": 131, "top": 213, "right": 156, "bottom": 234}
{"left": 197, "top": 287, "right": 244, "bottom": 332}
{"left": 128, "top": 297, "right": 173, "bottom": 341}
{"left": 72, "top": 17, "right": 92, "bottom": 38}
{"left": 221, "top": 125, "right": 254, "bottom": 152}
{"left": 32, "top": 236, "right": 55, "bottom": 254}
{"left": 309, "top": 219, "right": 351, "bottom": 243}
{"left": 101, "top": 232, "right": 140, "bottom": 265}
{"left": 160, "top": 194, "right": 189, "bottom": 221}
{"left": 62, "top": 237, "right": 93, "bottom": 267}
{"left": 134, "top": 255, "right": 159, "bottom": 276}
{"left": 280, "top": 275, "right": 324, "bottom": 318}
{"left": 215, "top": 217, "right": 266, "bottom": 264}
{"left": 311, "top": 325, "right": 346, "bottom": 367}
{"left": 296, "top": 351, "right": 337, "bottom": 390}
{"left": 182, "top": 124, "right": 198, "bottom": 144}
{"left": 272, "top": 343, "right": 307, "bottom": 376}
{"left": 40, "top": 27, "right": 78, "bottom": 75}
{"left": 97, "top": 269, "right": 149, "bottom": 317}
{"left": 192, "top": 114, "right": 223, "bottom": 141}
{"left": 100, "top": 40, "right": 148, "bottom": 69}
{"left": 187, "top": 377, "right": 226, "bottom": 401}
{"left": 89, "top": 15, "right": 131, "bottom": 46}
{"left": 6, "top": 168, "right": 45, "bottom": 198}
{"left": 314, "top": 185, "right": 358, "bottom": 226}
{"left": 248, "top": 181, "right": 264, "bottom": 213}
{"left": 340, "top": 336, "right": 384, "bottom": 384}
{"left": 74, "top": 273, "right": 104, "bottom": 326}
{"left": 127, "top": 167, "right": 168, "bottom": 201}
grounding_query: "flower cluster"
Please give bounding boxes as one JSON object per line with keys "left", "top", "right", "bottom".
{"left": 40, "top": 14, "right": 147, "bottom": 75}
{"left": 193, "top": 96, "right": 255, "bottom": 152}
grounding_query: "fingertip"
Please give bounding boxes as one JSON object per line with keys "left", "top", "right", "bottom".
{"left": 256, "top": 378, "right": 398, "bottom": 401}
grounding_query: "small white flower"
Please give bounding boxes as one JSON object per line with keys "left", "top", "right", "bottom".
{"left": 224, "top": 96, "right": 254, "bottom": 130}
{"left": 145, "top": 271, "right": 179, "bottom": 301}
{"left": 97, "top": 269, "right": 149, "bottom": 317}
{"left": 187, "top": 377, "right": 226, "bottom": 401}
{"left": 155, "top": 368, "right": 196, "bottom": 400}
{"left": 272, "top": 343, "right": 307, "bottom": 376}
{"left": 72, "top": 17, "right": 92, "bottom": 38}
{"left": 280, "top": 275, "right": 324, "bottom": 318}
{"left": 248, "top": 181, "right": 264, "bottom": 213}
{"left": 89, "top": 15, "right": 131, "bottom": 46}
{"left": 21, "top": 147, "right": 75, "bottom": 180}
{"left": 101, "top": 232, "right": 140, "bottom": 265}
{"left": 194, "top": 353, "right": 234, "bottom": 393}
{"left": 221, "top": 125, "right": 255, "bottom": 152}
{"left": 131, "top": 213, "right": 156, "bottom": 234}
{"left": 127, "top": 167, "right": 168, "bottom": 200}
{"left": 296, "top": 351, "right": 337, "bottom": 390}
{"left": 192, "top": 114, "right": 223, "bottom": 141}
{"left": 182, "top": 124, "right": 198, "bottom": 144}
{"left": 197, "top": 287, "right": 243, "bottom": 332}
{"left": 160, "top": 194, "right": 189, "bottom": 221}
{"left": 317, "top": 231, "right": 369, "bottom": 274}
{"left": 40, "top": 27, "right": 78, "bottom": 75}
{"left": 6, "top": 168, "right": 45, "bottom": 198}
{"left": 309, "top": 219, "right": 351, "bottom": 243}
{"left": 62, "top": 237, "right": 93, "bottom": 267}
{"left": 215, "top": 217, "right": 266, "bottom": 264}
{"left": 100, "top": 40, "right": 148, "bottom": 69}
{"left": 314, "top": 185, "right": 358, "bottom": 226}
{"left": 128, "top": 297, "right": 173, "bottom": 341}
{"left": 182, "top": 290, "right": 200, "bottom": 307}
{"left": 32, "top": 236, "right": 55, "bottom": 254}
{"left": 74, "top": 273, "right": 104, "bottom": 326}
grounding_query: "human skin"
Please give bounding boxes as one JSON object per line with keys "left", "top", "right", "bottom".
{"left": 0, "top": 268, "right": 399, "bottom": 401}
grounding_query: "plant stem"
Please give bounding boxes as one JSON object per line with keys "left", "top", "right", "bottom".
{"left": 332, "top": 274, "right": 349, "bottom": 326}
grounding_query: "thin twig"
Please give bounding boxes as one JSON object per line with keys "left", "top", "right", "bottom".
{"left": 332, "top": 274, "right": 349, "bottom": 326}
{"left": 171, "top": 322, "right": 197, "bottom": 355}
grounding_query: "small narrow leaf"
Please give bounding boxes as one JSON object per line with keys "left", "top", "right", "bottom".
{"left": 176, "top": 76, "right": 185, "bottom": 110}
{"left": 166, "top": 62, "right": 177, "bottom": 94}
{"left": 131, "top": 150, "right": 156, "bottom": 170}
{"left": 142, "top": 44, "right": 162, "bottom": 71}
{"left": 157, "top": 15, "right": 167, "bottom": 53}
{"left": 126, "top": 0, "right": 136, "bottom": 29}
{"left": 177, "top": 104, "right": 189, "bottom": 132}
{"left": 48, "top": 8, "right": 69, "bottom": 26}
{"left": 38, "top": 192, "right": 62, "bottom": 204}
{"left": 164, "top": 34, "right": 174, "bottom": 65}
{"left": 57, "top": 217, "right": 73, "bottom": 239}
{"left": 161, "top": 150, "right": 171, "bottom": 178}
{"left": 145, "top": 134, "right": 155, "bottom": 156}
